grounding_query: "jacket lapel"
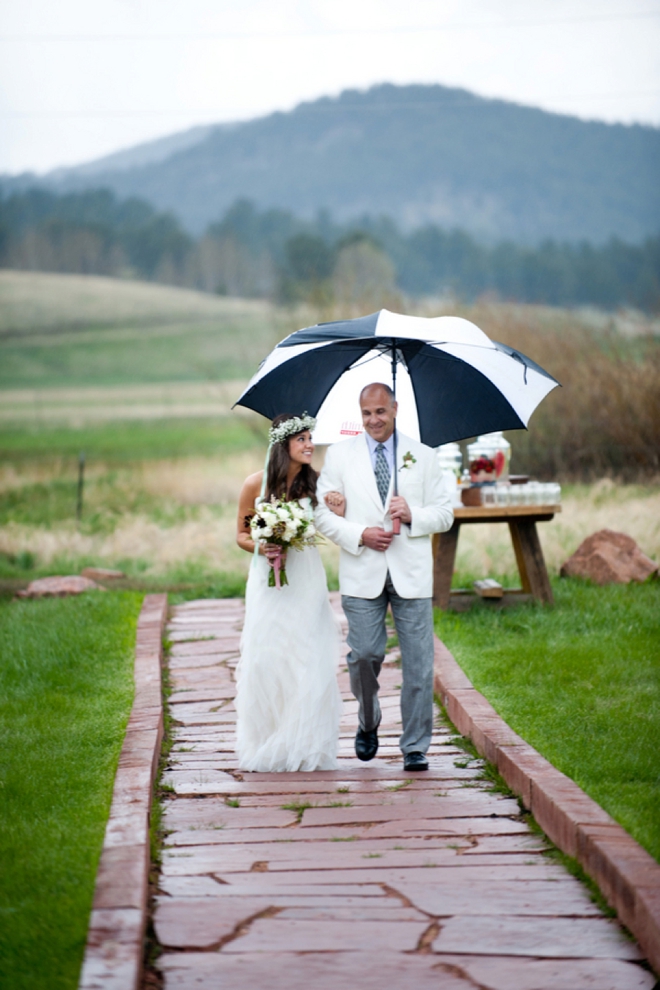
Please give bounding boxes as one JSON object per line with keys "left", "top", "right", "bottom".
{"left": 355, "top": 434, "right": 385, "bottom": 512}
{"left": 385, "top": 432, "right": 414, "bottom": 509}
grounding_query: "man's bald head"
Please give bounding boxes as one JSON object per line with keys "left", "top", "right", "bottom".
{"left": 359, "top": 382, "right": 395, "bottom": 407}
{"left": 359, "top": 382, "right": 397, "bottom": 442}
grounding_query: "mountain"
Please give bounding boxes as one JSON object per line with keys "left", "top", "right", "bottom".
{"left": 47, "top": 123, "right": 219, "bottom": 178}
{"left": 6, "top": 84, "right": 660, "bottom": 244}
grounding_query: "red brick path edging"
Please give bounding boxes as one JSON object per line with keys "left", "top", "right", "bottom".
{"left": 433, "top": 636, "right": 660, "bottom": 976}
{"left": 78, "top": 593, "right": 167, "bottom": 990}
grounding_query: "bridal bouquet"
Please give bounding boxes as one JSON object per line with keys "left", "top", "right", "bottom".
{"left": 250, "top": 496, "right": 320, "bottom": 588}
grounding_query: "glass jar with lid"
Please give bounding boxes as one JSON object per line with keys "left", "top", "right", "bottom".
{"left": 436, "top": 442, "right": 463, "bottom": 479}
{"left": 466, "top": 432, "right": 511, "bottom": 483}
{"left": 436, "top": 442, "right": 463, "bottom": 506}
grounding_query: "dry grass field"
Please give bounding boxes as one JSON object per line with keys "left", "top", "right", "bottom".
{"left": 0, "top": 450, "right": 657, "bottom": 590}
{"left": 1, "top": 270, "right": 658, "bottom": 591}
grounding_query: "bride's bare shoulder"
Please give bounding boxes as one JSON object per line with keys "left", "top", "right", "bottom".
{"left": 240, "top": 471, "right": 264, "bottom": 498}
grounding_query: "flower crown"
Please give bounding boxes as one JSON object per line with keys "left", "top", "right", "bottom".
{"left": 268, "top": 413, "right": 316, "bottom": 446}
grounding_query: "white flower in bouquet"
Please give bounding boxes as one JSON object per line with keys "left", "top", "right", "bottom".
{"left": 249, "top": 495, "right": 323, "bottom": 588}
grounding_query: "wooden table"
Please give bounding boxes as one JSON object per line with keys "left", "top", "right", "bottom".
{"left": 433, "top": 504, "right": 561, "bottom": 610}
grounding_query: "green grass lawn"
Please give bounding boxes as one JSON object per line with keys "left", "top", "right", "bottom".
{"left": 0, "top": 415, "right": 266, "bottom": 464}
{"left": 435, "top": 578, "right": 660, "bottom": 862}
{"left": 0, "top": 591, "right": 142, "bottom": 990}
{"left": 0, "top": 270, "right": 290, "bottom": 389}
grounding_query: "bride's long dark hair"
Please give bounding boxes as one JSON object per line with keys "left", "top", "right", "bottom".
{"left": 266, "top": 413, "right": 318, "bottom": 506}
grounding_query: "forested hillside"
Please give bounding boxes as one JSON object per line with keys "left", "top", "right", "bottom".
{"left": 5, "top": 84, "right": 659, "bottom": 245}
{"left": 1, "top": 189, "right": 658, "bottom": 312}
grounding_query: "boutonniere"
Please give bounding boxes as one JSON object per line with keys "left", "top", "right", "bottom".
{"left": 399, "top": 451, "right": 417, "bottom": 471}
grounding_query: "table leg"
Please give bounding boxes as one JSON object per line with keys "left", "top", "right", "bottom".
{"left": 433, "top": 522, "right": 460, "bottom": 609}
{"left": 508, "top": 519, "right": 554, "bottom": 604}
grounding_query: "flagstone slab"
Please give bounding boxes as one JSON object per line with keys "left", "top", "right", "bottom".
{"left": 301, "top": 796, "right": 521, "bottom": 826}
{"left": 221, "top": 918, "right": 426, "bottom": 953}
{"left": 158, "top": 875, "right": 239, "bottom": 898}
{"left": 159, "top": 875, "right": 386, "bottom": 898}
{"left": 169, "top": 613, "right": 240, "bottom": 623}
{"left": 166, "top": 700, "right": 232, "bottom": 717}
{"left": 394, "top": 877, "right": 600, "bottom": 916}
{"left": 432, "top": 914, "right": 643, "bottom": 959}
{"left": 169, "top": 688, "right": 235, "bottom": 705}
{"left": 168, "top": 653, "right": 235, "bottom": 669}
{"left": 457, "top": 833, "right": 550, "bottom": 854}
{"left": 169, "top": 640, "right": 237, "bottom": 657}
{"left": 163, "top": 805, "right": 297, "bottom": 834}
{"left": 170, "top": 740, "right": 231, "bottom": 752}
{"left": 155, "top": 897, "right": 427, "bottom": 948}
{"left": 369, "top": 817, "right": 530, "bottom": 838}
{"left": 434, "top": 955, "right": 656, "bottom": 990}
{"left": 154, "top": 896, "right": 277, "bottom": 948}
{"left": 222, "top": 783, "right": 477, "bottom": 805}
{"left": 161, "top": 772, "right": 241, "bottom": 795}
{"left": 164, "top": 825, "right": 373, "bottom": 845}
{"left": 162, "top": 855, "right": 567, "bottom": 886}
{"left": 162, "top": 847, "right": 568, "bottom": 878}
{"left": 170, "top": 663, "right": 233, "bottom": 679}
{"left": 159, "top": 951, "right": 473, "bottom": 990}
{"left": 171, "top": 711, "right": 237, "bottom": 725}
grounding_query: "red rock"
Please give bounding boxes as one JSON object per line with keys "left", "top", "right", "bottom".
{"left": 560, "top": 529, "right": 658, "bottom": 585}
{"left": 16, "top": 574, "right": 103, "bottom": 598}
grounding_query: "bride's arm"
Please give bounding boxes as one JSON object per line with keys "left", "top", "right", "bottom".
{"left": 236, "top": 472, "right": 264, "bottom": 554}
{"left": 324, "top": 490, "right": 346, "bottom": 517}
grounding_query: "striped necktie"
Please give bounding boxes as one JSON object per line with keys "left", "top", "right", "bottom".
{"left": 374, "top": 443, "right": 390, "bottom": 505}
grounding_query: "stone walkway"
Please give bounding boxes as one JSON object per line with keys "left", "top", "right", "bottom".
{"left": 153, "top": 597, "right": 653, "bottom": 990}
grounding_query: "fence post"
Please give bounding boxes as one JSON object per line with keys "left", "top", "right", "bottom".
{"left": 76, "top": 452, "right": 85, "bottom": 523}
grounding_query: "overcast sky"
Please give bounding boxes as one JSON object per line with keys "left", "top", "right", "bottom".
{"left": 1, "top": 0, "right": 659, "bottom": 176}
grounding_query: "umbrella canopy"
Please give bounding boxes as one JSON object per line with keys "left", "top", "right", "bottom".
{"left": 235, "top": 309, "right": 559, "bottom": 447}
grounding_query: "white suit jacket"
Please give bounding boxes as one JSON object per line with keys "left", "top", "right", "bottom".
{"left": 315, "top": 432, "right": 453, "bottom": 599}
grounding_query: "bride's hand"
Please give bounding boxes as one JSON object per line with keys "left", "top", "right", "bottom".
{"left": 263, "top": 543, "right": 286, "bottom": 565}
{"left": 324, "top": 491, "right": 346, "bottom": 517}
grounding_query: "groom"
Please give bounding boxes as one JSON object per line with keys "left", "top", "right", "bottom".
{"left": 316, "top": 383, "right": 453, "bottom": 771}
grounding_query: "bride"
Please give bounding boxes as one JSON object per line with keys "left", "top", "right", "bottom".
{"left": 235, "top": 413, "right": 343, "bottom": 772}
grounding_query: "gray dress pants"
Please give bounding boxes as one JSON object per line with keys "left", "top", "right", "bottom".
{"left": 341, "top": 573, "right": 434, "bottom": 756}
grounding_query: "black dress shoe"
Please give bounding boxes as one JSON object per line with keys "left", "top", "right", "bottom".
{"left": 403, "top": 751, "right": 429, "bottom": 771}
{"left": 355, "top": 726, "right": 379, "bottom": 761}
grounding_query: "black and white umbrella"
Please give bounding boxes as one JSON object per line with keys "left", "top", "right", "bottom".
{"left": 235, "top": 309, "right": 559, "bottom": 448}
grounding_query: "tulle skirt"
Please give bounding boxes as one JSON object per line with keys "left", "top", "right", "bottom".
{"left": 235, "top": 547, "right": 342, "bottom": 772}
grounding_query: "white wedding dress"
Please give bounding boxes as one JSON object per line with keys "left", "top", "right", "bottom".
{"left": 235, "top": 499, "right": 342, "bottom": 772}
